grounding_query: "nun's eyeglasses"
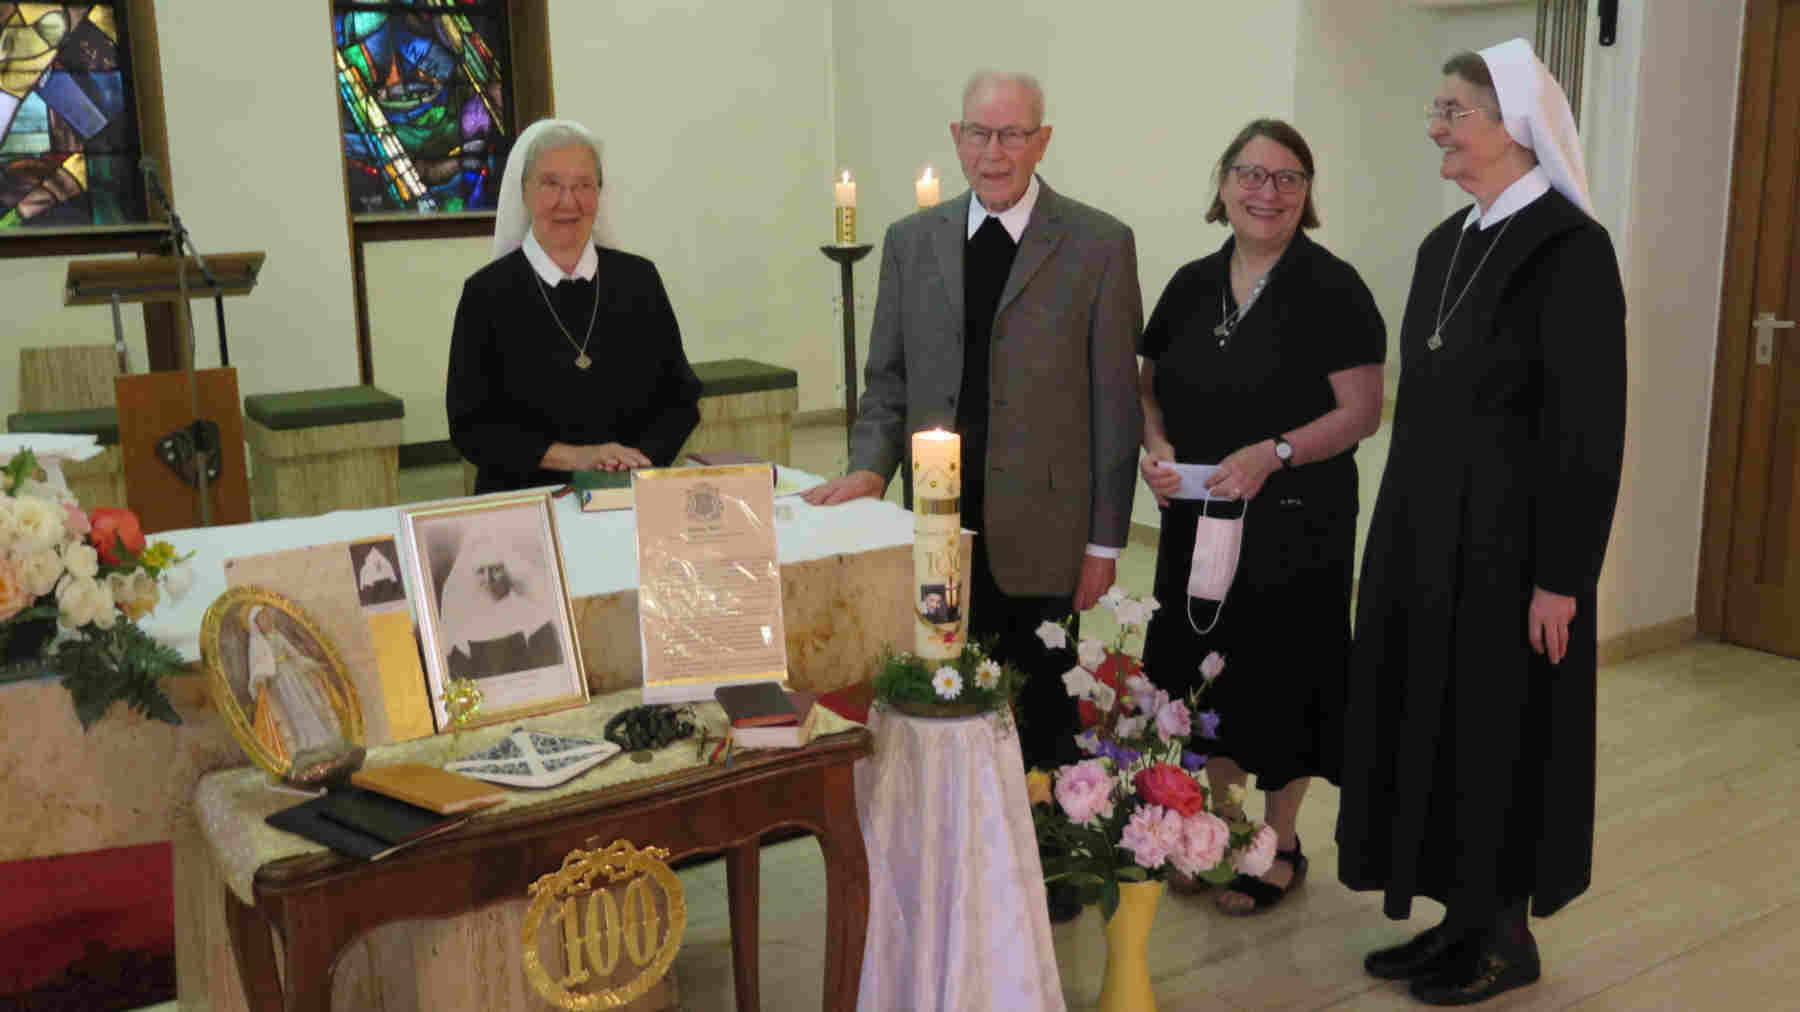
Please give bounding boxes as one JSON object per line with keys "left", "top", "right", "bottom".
{"left": 1425, "top": 103, "right": 1491, "bottom": 124}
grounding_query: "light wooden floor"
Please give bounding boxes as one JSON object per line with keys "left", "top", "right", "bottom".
{"left": 345, "top": 427, "right": 1800, "bottom": 1011}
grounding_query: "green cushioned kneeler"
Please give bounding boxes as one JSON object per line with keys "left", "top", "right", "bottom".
{"left": 244, "top": 385, "right": 403, "bottom": 431}
{"left": 7, "top": 407, "right": 120, "bottom": 446}
{"left": 692, "top": 359, "right": 798, "bottom": 398}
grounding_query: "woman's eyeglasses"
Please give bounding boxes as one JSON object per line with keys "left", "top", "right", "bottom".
{"left": 1230, "top": 164, "right": 1310, "bottom": 194}
{"left": 1424, "top": 103, "right": 1491, "bottom": 125}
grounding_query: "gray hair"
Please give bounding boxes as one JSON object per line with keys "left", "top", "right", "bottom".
{"left": 961, "top": 70, "right": 1046, "bottom": 125}
{"left": 519, "top": 123, "right": 603, "bottom": 200}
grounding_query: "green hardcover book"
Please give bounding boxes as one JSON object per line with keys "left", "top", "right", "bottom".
{"left": 572, "top": 469, "right": 634, "bottom": 512}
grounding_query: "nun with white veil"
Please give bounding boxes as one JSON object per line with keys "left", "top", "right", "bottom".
{"left": 245, "top": 605, "right": 347, "bottom": 767}
{"left": 1336, "top": 39, "right": 1626, "bottom": 1005}
{"left": 447, "top": 118, "right": 702, "bottom": 494}
{"left": 438, "top": 532, "right": 561, "bottom": 679}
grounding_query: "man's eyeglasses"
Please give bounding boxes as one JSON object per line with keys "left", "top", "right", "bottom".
{"left": 1424, "top": 103, "right": 1491, "bottom": 125}
{"left": 533, "top": 178, "right": 599, "bottom": 201}
{"left": 1230, "top": 164, "right": 1310, "bottom": 194}
{"left": 957, "top": 123, "right": 1042, "bottom": 151}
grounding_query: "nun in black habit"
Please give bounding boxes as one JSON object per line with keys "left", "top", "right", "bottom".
{"left": 1336, "top": 38, "right": 1626, "bottom": 1006}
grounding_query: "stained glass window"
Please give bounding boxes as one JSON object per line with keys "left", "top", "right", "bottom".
{"left": 333, "top": 1, "right": 511, "bottom": 215}
{"left": 0, "top": 3, "right": 145, "bottom": 229}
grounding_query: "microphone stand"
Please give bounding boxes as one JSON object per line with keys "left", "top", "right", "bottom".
{"left": 143, "top": 162, "right": 217, "bottom": 527}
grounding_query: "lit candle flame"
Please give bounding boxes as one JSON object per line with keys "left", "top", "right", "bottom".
{"left": 920, "top": 166, "right": 934, "bottom": 183}
{"left": 841, "top": 169, "right": 852, "bottom": 184}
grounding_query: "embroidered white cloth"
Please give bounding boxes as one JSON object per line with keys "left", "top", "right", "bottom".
{"left": 854, "top": 706, "right": 1066, "bottom": 1012}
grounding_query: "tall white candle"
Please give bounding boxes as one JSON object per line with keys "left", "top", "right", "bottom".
{"left": 834, "top": 169, "right": 856, "bottom": 208}
{"left": 915, "top": 167, "right": 940, "bottom": 209}
{"left": 834, "top": 169, "right": 857, "bottom": 243}
{"left": 911, "top": 428, "right": 964, "bottom": 659}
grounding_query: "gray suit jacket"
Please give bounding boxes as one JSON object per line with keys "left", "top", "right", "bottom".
{"left": 849, "top": 180, "right": 1144, "bottom": 597}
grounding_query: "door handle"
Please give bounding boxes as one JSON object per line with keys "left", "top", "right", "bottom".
{"left": 1755, "top": 311, "right": 1796, "bottom": 365}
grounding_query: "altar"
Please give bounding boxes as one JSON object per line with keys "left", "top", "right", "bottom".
{"left": 0, "top": 468, "right": 966, "bottom": 1009}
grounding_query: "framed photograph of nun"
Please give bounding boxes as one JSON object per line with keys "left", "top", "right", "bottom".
{"left": 401, "top": 491, "right": 588, "bottom": 730}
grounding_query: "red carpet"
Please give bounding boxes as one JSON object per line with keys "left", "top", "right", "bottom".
{"left": 0, "top": 842, "right": 175, "bottom": 1010}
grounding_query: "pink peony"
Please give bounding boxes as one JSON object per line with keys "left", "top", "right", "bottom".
{"left": 1120, "top": 805, "right": 1185, "bottom": 870}
{"left": 1235, "top": 824, "right": 1279, "bottom": 877}
{"left": 1199, "top": 651, "right": 1226, "bottom": 682}
{"left": 1054, "top": 759, "right": 1116, "bottom": 824}
{"left": 1171, "top": 811, "right": 1232, "bottom": 878}
{"left": 1155, "top": 698, "right": 1192, "bottom": 740}
{"left": 1134, "top": 762, "right": 1208, "bottom": 816}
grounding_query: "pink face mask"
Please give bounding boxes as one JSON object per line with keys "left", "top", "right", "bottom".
{"left": 1187, "top": 499, "right": 1246, "bottom": 635}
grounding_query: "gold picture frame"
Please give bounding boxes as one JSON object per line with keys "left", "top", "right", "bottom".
{"left": 201, "top": 586, "right": 366, "bottom": 781}
{"left": 402, "top": 490, "right": 589, "bottom": 730}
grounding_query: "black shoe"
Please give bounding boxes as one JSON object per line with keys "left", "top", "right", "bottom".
{"left": 1363, "top": 925, "right": 1463, "bottom": 980}
{"left": 1408, "top": 933, "right": 1540, "bottom": 1006}
{"left": 1046, "top": 882, "right": 1082, "bottom": 924}
{"left": 1217, "top": 839, "right": 1308, "bottom": 916}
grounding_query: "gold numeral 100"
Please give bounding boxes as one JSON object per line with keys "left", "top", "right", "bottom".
{"left": 553, "top": 877, "right": 664, "bottom": 987}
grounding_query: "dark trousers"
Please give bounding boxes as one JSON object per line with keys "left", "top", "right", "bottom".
{"left": 963, "top": 478, "right": 1083, "bottom": 770}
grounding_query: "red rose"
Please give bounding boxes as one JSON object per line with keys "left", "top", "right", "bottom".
{"left": 1133, "top": 762, "right": 1208, "bottom": 817}
{"left": 88, "top": 507, "right": 146, "bottom": 566}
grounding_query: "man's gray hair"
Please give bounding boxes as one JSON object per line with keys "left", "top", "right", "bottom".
{"left": 962, "top": 70, "right": 1046, "bottom": 125}
{"left": 520, "top": 123, "right": 603, "bottom": 196}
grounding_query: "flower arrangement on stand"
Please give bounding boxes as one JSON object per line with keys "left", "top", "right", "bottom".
{"left": 0, "top": 449, "right": 194, "bottom": 727}
{"left": 871, "top": 640, "right": 1027, "bottom": 720}
{"left": 1027, "top": 588, "right": 1274, "bottom": 1011}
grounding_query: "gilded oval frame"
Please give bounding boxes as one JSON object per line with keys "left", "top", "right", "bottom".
{"left": 200, "top": 585, "right": 365, "bottom": 781}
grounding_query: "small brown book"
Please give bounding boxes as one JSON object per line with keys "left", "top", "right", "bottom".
{"left": 351, "top": 762, "right": 509, "bottom": 815}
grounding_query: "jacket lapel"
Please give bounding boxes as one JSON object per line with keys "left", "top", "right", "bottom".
{"left": 931, "top": 194, "right": 968, "bottom": 329}
{"left": 995, "top": 180, "right": 1066, "bottom": 319}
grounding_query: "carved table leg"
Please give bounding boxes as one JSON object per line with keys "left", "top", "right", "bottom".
{"left": 224, "top": 888, "right": 286, "bottom": 1012}
{"left": 726, "top": 839, "right": 762, "bottom": 1011}
{"left": 815, "top": 767, "right": 870, "bottom": 1012}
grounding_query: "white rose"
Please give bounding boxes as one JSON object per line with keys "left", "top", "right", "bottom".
{"left": 1035, "top": 620, "right": 1068, "bottom": 651}
{"left": 61, "top": 542, "right": 99, "bottom": 581}
{"left": 1114, "top": 598, "right": 1153, "bottom": 629}
{"left": 1077, "top": 637, "right": 1108, "bottom": 670}
{"left": 107, "top": 569, "right": 160, "bottom": 620}
{"left": 162, "top": 562, "right": 194, "bottom": 602}
{"left": 13, "top": 548, "right": 64, "bottom": 597}
{"left": 0, "top": 497, "right": 19, "bottom": 549}
{"left": 11, "top": 496, "right": 65, "bottom": 554}
{"left": 57, "top": 575, "right": 114, "bottom": 629}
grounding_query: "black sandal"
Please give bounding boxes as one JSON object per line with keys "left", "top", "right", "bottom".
{"left": 1217, "top": 839, "right": 1307, "bottom": 916}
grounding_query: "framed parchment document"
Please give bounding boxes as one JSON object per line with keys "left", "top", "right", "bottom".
{"left": 634, "top": 464, "right": 788, "bottom": 703}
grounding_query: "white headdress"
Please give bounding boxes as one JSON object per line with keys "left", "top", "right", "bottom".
{"left": 438, "top": 533, "right": 546, "bottom": 657}
{"left": 245, "top": 605, "right": 277, "bottom": 691}
{"left": 492, "top": 118, "right": 616, "bottom": 262}
{"left": 1477, "top": 38, "right": 1593, "bottom": 217}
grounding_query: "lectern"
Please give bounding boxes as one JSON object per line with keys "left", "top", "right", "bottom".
{"left": 63, "top": 253, "right": 265, "bottom": 532}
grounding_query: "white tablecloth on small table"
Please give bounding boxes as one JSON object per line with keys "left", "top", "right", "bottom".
{"left": 854, "top": 706, "right": 1065, "bottom": 1012}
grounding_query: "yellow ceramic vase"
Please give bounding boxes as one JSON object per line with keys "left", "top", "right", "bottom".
{"left": 1099, "top": 879, "right": 1163, "bottom": 1012}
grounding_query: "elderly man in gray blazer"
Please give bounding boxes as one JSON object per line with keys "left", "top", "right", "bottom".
{"left": 804, "top": 69, "right": 1143, "bottom": 770}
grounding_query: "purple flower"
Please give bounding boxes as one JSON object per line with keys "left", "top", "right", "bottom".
{"left": 1097, "top": 740, "right": 1140, "bottom": 766}
{"left": 1180, "top": 751, "right": 1208, "bottom": 771}
{"left": 1195, "top": 709, "right": 1221, "bottom": 739}
{"left": 1074, "top": 729, "right": 1102, "bottom": 755}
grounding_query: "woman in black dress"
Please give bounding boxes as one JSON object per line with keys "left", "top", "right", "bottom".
{"left": 1138, "top": 119, "right": 1384, "bottom": 914}
{"left": 448, "top": 119, "right": 701, "bottom": 494}
{"left": 1337, "top": 40, "right": 1625, "bottom": 1006}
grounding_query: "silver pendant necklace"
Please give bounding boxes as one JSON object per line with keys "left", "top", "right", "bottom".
{"left": 1429, "top": 212, "right": 1517, "bottom": 352}
{"left": 531, "top": 270, "right": 602, "bottom": 370}
{"left": 1214, "top": 271, "right": 1270, "bottom": 347}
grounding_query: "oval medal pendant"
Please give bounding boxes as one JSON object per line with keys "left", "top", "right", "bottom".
{"left": 575, "top": 352, "right": 593, "bottom": 370}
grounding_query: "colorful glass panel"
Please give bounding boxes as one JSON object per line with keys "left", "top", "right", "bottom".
{"left": 333, "top": 2, "right": 509, "bottom": 214}
{"left": 0, "top": 3, "right": 144, "bottom": 229}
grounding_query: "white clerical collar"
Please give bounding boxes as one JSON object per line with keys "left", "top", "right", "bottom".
{"left": 522, "top": 229, "right": 598, "bottom": 283}
{"left": 1463, "top": 166, "right": 1550, "bottom": 231}
{"left": 967, "top": 174, "right": 1041, "bottom": 241}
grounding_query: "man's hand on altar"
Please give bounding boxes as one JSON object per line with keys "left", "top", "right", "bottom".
{"left": 801, "top": 469, "right": 887, "bottom": 506}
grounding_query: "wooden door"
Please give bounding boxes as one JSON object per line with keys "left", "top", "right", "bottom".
{"left": 1717, "top": 0, "right": 1800, "bottom": 655}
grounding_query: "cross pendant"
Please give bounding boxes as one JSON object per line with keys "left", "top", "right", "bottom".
{"left": 1213, "top": 322, "right": 1231, "bottom": 339}
{"left": 1426, "top": 331, "right": 1443, "bottom": 352}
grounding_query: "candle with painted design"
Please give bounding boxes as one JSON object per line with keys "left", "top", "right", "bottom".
{"left": 911, "top": 428, "right": 965, "bottom": 659}
{"left": 915, "top": 166, "right": 940, "bottom": 209}
{"left": 834, "top": 169, "right": 857, "bottom": 243}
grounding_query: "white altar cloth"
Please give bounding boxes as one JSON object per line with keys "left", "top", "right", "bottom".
{"left": 141, "top": 467, "right": 922, "bottom": 663}
{"left": 854, "top": 706, "right": 1066, "bottom": 1012}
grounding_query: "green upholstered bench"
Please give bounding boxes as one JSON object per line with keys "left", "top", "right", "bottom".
{"left": 6, "top": 408, "right": 127, "bottom": 509}
{"left": 243, "top": 385, "right": 404, "bottom": 519}
{"left": 682, "top": 358, "right": 799, "bottom": 465}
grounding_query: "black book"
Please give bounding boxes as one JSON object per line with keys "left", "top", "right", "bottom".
{"left": 714, "top": 681, "right": 798, "bottom": 728}
{"left": 266, "top": 786, "right": 470, "bottom": 861}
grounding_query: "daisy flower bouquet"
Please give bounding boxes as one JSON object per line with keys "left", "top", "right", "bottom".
{"left": 871, "top": 640, "right": 1028, "bottom": 720}
{"left": 1028, "top": 587, "right": 1275, "bottom": 918}
{"left": 0, "top": 449, "right": 195, "bottom": 727}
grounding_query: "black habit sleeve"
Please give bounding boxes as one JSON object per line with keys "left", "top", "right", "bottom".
{"left": 1530, "top": 224, "right": 1627, "bottom": 597}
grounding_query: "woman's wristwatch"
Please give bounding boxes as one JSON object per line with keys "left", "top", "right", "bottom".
{"left": 1273, "top": 436, "right": 1294, "bottom": 468}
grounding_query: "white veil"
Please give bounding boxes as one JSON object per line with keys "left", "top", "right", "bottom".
{"left": 492, "top": 118, "right": 616, "bottom": 262}
{"left": 438, "top": 532, "right": 549, "bottom": 658}
{"left": 1477, "top": 38, "right": 1593, "bottom": 218}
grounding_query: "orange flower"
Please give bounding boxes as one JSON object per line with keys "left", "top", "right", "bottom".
{"left": 88, "top": 507, "right": 146, "bottom": 566}
{"left": 0, "top": 557, "right": 31, "bottom": 621}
